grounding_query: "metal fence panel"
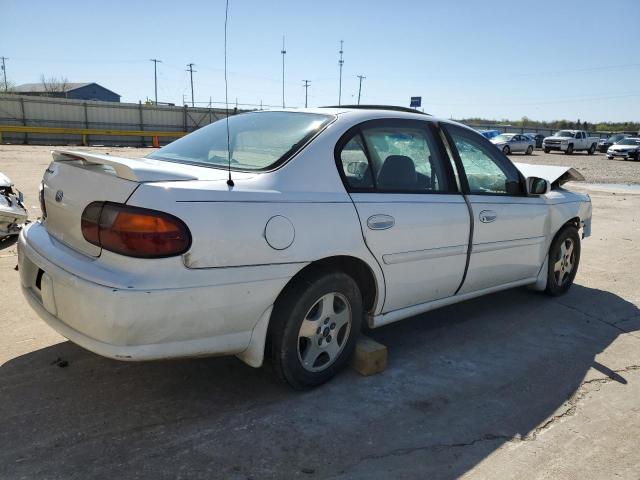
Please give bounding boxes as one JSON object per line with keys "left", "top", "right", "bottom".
{"left": 0, "top": 94, "right": 234, "bottom": 146}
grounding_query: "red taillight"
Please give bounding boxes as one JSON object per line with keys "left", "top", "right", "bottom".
{"left": 81, "top": 202, "right": 191, "bottom": 258}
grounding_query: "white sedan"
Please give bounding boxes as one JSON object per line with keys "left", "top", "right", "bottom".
{"left": 18, "top": 107, "right": 592, "bottom": 389}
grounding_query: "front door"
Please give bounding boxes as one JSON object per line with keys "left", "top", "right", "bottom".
{"left": 336, "top": 119, "right": 470, "bottom": 313}
{"left": 443, "top": 124, "right": 549, "bottom": 294}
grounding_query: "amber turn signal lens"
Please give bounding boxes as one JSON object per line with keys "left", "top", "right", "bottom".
{"left": 81, "top": 202, "right": 191, "bottom": 258}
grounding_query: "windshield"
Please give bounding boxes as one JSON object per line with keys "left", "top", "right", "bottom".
{"left": 148, "top": 111, "right": 333, "bottom": 171}
{"left": 493, "top": 134, "right": 514, "bottom": 142}
{"left": 555, "top": 130, "right": 575, "bottom": 138}
{"left": 617, "top": 138, "right": 640, "bottom": 146}
{"left": 608, "top": 134, "right": 626, "bottom": 142}
{"left": 481, "top": 130, "right": 500, "bottom": 139}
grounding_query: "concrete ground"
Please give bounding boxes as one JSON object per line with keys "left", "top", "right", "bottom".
{"left": 1, "top": 145, "right": 639, "bottom": 479}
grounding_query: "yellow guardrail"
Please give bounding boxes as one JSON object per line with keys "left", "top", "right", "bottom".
{"left": 0, "top": 125, "right": 187, "bottom": 146}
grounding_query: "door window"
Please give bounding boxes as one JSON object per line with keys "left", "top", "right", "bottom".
{"left": 337, "top": 120, "right": 455, "bottom": 192}
{"left": 445, "top": 125, "right": 524, "bottom": 195}
{"left": 338, "top": 134, "right": 373, "bottom": 189}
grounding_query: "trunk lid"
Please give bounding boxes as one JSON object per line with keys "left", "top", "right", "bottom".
{"left": 42, "top": 150, "right": 201, "bottom": 257}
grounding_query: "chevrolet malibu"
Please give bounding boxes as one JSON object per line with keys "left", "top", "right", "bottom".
{"left": 18, "top": 107, "right": 592, "bottom": 389}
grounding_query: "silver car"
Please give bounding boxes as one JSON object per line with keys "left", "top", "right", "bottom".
{"left": 491, "top": 133, "right": 535, "bottom": 155}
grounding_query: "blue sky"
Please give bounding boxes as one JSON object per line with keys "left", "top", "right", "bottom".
{"left": 2, "top": 0, "right": 639, "bottom": 122}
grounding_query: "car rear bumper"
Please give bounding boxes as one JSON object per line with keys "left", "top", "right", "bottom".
{"left": 18, "top": 222, "right": 299, "bottom": 361}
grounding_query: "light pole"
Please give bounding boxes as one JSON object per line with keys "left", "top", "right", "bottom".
{"left": 338, "top": 40, "right": 344, "bottom": 106}
{"left": 302, "top": 80, "right": 311, "bottom": 108}
{"left": 281, "top": 36, "right": 287, "bottom": 108}
{"left": 186, "top": 63, "right": 196, "bottom": 107}
{"left": 0, "top": 57, "right": 8, "bottom": 92}
{"left": 357, "top": 74, "right": 366, "bottom": 105}
{"left": 150, "top": 58, "right": 162, "bottom": 104}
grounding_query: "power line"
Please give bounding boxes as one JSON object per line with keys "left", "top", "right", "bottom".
{"left": 0, "top": 57, "right": 8, "bottom": 92}
{"left": 281, "top": 36, "right": 286, "bottom": 108}
{"left": 357, "top": 74, "right": 366, "bottom": 105}
{"left": 149, "top": 59, "right": 162, "bottom": 104}
{"left": 302, "top": 80, "right": 311, "bottom": 108}
{"left": 338, "top": 40, "right": 344, "bottom": 106}
{"left": 186, "top": 63, "right": 196, "bottom": 107}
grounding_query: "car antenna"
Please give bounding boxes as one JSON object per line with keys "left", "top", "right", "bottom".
{"left": 224, "top": 0, "right": 234, "bottom": 187}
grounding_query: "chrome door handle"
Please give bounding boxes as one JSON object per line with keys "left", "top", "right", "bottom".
{"left": 479, "top": 210, "right": 497, "bottom": 223}
{"left": 367, "top": 214, "right": 395, "bottom": 230}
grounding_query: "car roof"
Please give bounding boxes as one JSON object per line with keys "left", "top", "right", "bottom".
{"left": 245, "top": 107, "right": 480, "bottom": 136}
{"left": 256, "top": 106, "right": 444, "bottom": 122}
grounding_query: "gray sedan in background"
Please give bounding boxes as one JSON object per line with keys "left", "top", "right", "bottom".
{"left": 491, "top": 133, "right": 535, "bottom": 155}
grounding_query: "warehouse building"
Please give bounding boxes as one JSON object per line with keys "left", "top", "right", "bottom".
{"left": 13, "top": 82, "right": 121, "bottom": 102}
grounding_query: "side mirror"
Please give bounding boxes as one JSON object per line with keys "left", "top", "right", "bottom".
{"left": 346, "top": 162, "right": 360, "bottom": 175}
{"left": 526, "top": 176, "right": 549, "bottom": 195}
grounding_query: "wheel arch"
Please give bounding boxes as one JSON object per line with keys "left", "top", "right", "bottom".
{"left": 236, "top": 254, "right": 382, "bottom": 368}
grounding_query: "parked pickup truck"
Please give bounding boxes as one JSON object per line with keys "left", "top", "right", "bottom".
{"left": 543, "top": 130, "right": 598, "bottom": 155}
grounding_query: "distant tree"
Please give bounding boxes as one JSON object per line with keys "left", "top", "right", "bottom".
{"left": 40, "top": 75, "right": 69, "bottom": 95}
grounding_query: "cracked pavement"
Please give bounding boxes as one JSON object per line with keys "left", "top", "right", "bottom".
{"left": 1, "top": 146, "right": 640, "bottom": 479}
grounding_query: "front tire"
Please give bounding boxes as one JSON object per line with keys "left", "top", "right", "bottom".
{"left": 502, "top": 145, "right": 511, "bottom": 155}
{"left": 269, "top": 269, "right": 362, "bottom": 389}
{"left": 545, "top": 225, "right": 580, "bottom": 296}
{"left": 544, "top": 147, "right": 550, "bottom": 153}
{"left": 565, "top": 144, "right": 574, "bottom": 155}
{"left": 526, "top": 145, "right": 533, "bottom": 155}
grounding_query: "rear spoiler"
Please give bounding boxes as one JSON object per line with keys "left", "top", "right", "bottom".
{"left": 514, "top": 163, "right": 585, "bottom": 187}
{"left": 52, "top": 150, "right": 198, "bottom": 182}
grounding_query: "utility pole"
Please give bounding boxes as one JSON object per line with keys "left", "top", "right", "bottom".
{"left": 150, "top": 59, "right": 162, "bottom": 104}
{"left": 357, "top": 74, "right": 366, "bottom": 105}
{"left": 186, "top": 63, "right": 196, "bottom": 107}
{"left": 338, "top": 40, "right": 344, "bottom": 106}
{"left": 302, "top": 80, "right": 311, "bottom": 108}
{"left": 281, "top": 36, "right": 286, "bottom": 108}
{"left": 0, "top": 57, "right": 7, "bottom": 92}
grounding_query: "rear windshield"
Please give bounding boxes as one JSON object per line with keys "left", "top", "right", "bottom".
{"left": 148, "top": 111, "right": 333, "bottom": 171}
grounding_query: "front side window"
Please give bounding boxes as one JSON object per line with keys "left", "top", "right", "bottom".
{"left": 445, "top": 125, "right": 523, "bottom": 195}
{"left": 148, "top": 111, "right": 333, "bottom": 171}
{"left": 337, "top": 121, "right": 453, "bottom": 193}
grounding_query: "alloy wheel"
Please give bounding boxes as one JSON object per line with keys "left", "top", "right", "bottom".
{"left": 297, "top": 292, "right": 352, "bottom": 373}
{"left": 553, "top": 238, "right": 575, "bottom": 286}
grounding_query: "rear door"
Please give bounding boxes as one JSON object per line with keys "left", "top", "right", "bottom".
{"left": 336, "top": 119, "right": 470, "bottom": 313}
{"left": 442, "top": 124, "right": 548, "bottom": 294}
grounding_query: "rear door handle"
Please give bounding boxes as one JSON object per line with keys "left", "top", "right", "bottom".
{"left": 479, "top": 210, "right": 497, "bottom": 223}
{"left": 367, "top": 214, "right": 395, "bottom": 230}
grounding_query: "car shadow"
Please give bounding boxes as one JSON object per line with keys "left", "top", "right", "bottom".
{"left": 1, "top": 284, "right": 637, "bottom": 479}
{"left": 0, "top": 234, "right": 18, "bottom": 251}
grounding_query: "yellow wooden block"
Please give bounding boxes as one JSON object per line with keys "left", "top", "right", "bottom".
{"left": 351, "top": 336, "right": 387, "bottom": 376}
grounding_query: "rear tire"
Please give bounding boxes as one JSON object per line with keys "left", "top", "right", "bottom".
{"left": 587, "top": 144, "right": 596, "bottom": 155}
{"left": 526, "top": 145, "right": 533, "bottom": 155}
{"left": 545, "top": 225, "right": 580, "bottom": 296}
{"left": 269, "top": 269, "right": 362, "bottom": 389}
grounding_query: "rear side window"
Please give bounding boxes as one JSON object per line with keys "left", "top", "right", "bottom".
{"left": 336, "top": 120, "right": 454, "bottom": 193}
{"left": 445, "top": 124, "right": 524, "bottom": 195}
{"left": 339, "top": 135, "right": 373, "bottom": 189}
